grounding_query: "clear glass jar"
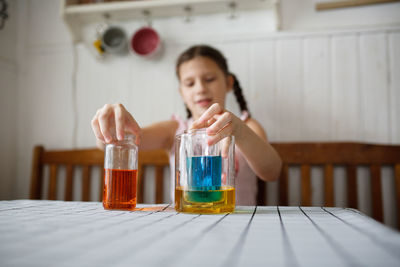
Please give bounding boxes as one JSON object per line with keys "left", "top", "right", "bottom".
{"left": 103, "top": 134, "right": 138, "bottom": 211}
{"left": 175, "top": 129, "right": 235, "bottom": 214}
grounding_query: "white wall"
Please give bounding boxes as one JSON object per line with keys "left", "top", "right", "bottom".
{"left": 0, "top": 0, "right": 17, "bottom": 200}
{"left": 2, "top": 0, "right": 400, "bottom": 227}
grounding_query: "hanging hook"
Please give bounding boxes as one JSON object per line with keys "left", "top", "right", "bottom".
{"left": 142, "top": 10, "right": 152, "bottom": 27}
{"left": 183, "top": 5, "right": 192, "bottom": 23}
{"left": 228, "top": 1, "right": 237, "bottom": 20}
{"left": 95, "top": 13, "right": 110, "bottom": 39}
{"left": 103, "top": 12, "right": 111, "bottom": 20}
{"left": 0, "top": 0, "right": 9, "bottom": 30}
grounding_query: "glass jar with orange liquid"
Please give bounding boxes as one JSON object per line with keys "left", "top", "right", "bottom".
{"left": 175, "top": 129, "right": 235, "bottom": 214}
{"left": 103, "top": 134, "right": 138, "bottom": 211}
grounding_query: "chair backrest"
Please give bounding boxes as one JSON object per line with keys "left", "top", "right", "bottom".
{"left": 137, "top": 149, "right": 169, "bottom": 204}
{"left": 30, "top": 146, "right": 169, "bottom": 203}
{"left": 31, "top": 143, "right": 400, "bottom": 229}
{"left": 257, "top": 142, "right": 400, "bottom": 229}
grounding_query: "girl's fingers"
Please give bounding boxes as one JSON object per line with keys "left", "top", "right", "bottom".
{"left": 207, "top": 123, "right": 233, "bottom": 146}
{"left": 206, "top": 112, "right": 232, "bottom": 135}
{"left": 221, "top": 136, "right": 232, "bottom": 158}
{"left": 98, "top": 104, "right": 115, "bottom": 143}
{"left": 114, "top": 103, "right": 141, "bottom": 144}
{"left": 125, "top": 113, "right": 142, "bottom": 145}
{"left": 192, "top": 103, "right": 223, "bottom": 129}
{"left": 114, "top": 104, "right": 125, "bottom": 141}
{"left": 207, "top": 117, "right": 217, "bottom": 128}
{"left": 91, "top": 114, "right": 105, "bottom": 143}
{"left": 93, "top": 103, "right": 142, "bottom": 145}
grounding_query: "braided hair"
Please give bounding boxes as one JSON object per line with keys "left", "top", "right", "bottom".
{"left": 176, "top": 45, "right": 250, "bottom": 119}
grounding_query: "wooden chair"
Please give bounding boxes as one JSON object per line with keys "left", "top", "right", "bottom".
{"left": 257, "top": 142, "right": 400, "bottom": 229}
{"left": 31, "top": 142, "right": 400, "bottom": 229}
{"left": 30, "top": 146, "right": 169, "bottom": 203}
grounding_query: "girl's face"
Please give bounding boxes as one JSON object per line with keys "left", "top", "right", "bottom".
{"left": 178, "top": 56, "right": 233, "bottom": 120}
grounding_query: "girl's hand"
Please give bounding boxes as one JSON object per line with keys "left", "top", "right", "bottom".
{"left": 191, "top": 103, "right": 241, "bottom": 147}
{"left": 91, "top": 103, "right": 141, "bottom": 145}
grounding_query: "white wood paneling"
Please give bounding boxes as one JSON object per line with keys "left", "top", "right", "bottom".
{"left": 249, "top": 40, "right": 279, "bottom": 205}
{"left": 331, "top": 35, "right": 361, "bottom": 141}
{"left": 382, "top": 166, "right": 397, "bottom": 229}
{"left": 275, "top": 38, "right": 303, "bottom": 141}
{"left": 303, "top": 37, "right": 331, "bottom": 141}
{"left": 249, "top": 40, "right": 277, "bottom": 140}
{"left": 357, "top": 166, "right": 372, "bottom": 216}
{"left": 0, "top": 0, "right": 18, "bottom": 201}
{"left": 334, "top": 167, "right": 347, "bottom": 207}
{"left": 388, "top": 32, "right": 400, "bottom": 143}
{"left": 0, "top": 67, "right": 17, "bottom": 200}
{"left": 214, "top": 42, "right": 250, "bottom": 117}
{"left": 15, "top": 50, "right": 75, "bottom": 198}
{"left": 359, "top": 33, "right": 390, "bottom": 143}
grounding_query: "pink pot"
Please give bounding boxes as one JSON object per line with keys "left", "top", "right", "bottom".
{"left": 130, "top": 27, "right": 160, "bottom": 56}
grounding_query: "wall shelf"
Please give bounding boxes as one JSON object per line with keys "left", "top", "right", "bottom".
{"left": 61, "top": 0, "right": 280, "bottom": 43}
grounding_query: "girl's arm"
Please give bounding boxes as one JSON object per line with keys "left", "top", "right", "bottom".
{"left": 140, "top": 120, "right": 179, "bottom": 151}
{"left": 91, "top": 103, "right": 178, "bottom": 151}
{"left": 192, "top": 103, "right": 282, "bottom": 182}
{"left": 236, "top": 118, "right": 282, "bottom": 182}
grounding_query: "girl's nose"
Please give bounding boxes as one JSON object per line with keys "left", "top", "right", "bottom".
{"left": 194, "top": 79, "right": 207, "bottom": 94}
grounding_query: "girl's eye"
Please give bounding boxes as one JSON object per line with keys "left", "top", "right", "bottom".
{"left": 205, "top": 77, "right": 215, "bottom": 82}
{"left": 184, "top": 81, "right": 194, "bottom": 87}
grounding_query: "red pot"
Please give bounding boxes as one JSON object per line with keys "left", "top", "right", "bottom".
{"left": 130, "top": 27, "right": 160, "bottom": 56}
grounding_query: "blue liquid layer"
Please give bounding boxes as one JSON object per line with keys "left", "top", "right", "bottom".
{"left": 187, "top": 156, "right": 222, "bottom": 202}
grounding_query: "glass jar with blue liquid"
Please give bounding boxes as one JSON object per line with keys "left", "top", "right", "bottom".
{"left": 175, "top": 129, "right": 235, "bottom": 214}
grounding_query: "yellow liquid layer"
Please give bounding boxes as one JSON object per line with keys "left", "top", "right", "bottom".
{"left": 175, "top": 186, "right": 235, "bottom": 214}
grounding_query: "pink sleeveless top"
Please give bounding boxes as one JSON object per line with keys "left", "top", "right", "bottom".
{"left": 169, "top": 112, "right": 258, "bottom": 206}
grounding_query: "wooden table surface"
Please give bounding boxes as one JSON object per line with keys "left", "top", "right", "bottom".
{"left": 1, "top": 200, "right": 400, "bottom": 267}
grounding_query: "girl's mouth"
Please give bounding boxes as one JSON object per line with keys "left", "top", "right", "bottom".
{"left": 196, "top": 98, "right": 212, "bottom": 107}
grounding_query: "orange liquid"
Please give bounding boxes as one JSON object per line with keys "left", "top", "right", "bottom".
{"left": 103, "top": 169, "right": 137, "bottom": 211}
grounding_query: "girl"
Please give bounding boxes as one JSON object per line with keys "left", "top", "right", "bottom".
{"left": 91, "top": 45, "right": 282, "bottom": 205}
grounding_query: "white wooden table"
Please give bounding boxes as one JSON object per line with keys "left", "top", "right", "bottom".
{"left": 1, "top": 200, "right": 400, "bottom": 267}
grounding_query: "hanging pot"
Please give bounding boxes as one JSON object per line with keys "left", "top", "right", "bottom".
{"left": 101, "top": 25, "right": 127, "bottom": 54}
{"left": 130, "top": 26, "right": 161, "bottom": 57}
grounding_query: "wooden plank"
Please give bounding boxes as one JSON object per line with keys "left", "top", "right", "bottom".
{"left": 271, "top": 142, "right": 400, "bottom": 164}
{"left": 301, "top": 164, "right": 311, "bottom": 206}
{"left": 279, "top": 164, "right": 289, "bottom": 206}
{"left": 139, "top": 150, "right": 169, "bottom": 165}
{"left": 249, "top": 40, "right": 277, "bottom": 140}
{"left": 275, "top": 38, "right": 303, "bottom": 141}
{"left": 41, "top": 148, "right": 104, "bottom": 165}
{"left": 48, "top": 164, "right": 58, "bottom": 200}
{"left": 303, "top": 37, "right": 331, "bottom": 140}
{"left": 30, "top": 146, "right": 44, "bottom": 199}
{"left": 82, "top": 165, "right": 91, "bottom": 201}
{"left": 370, "top": 164, "right": 383, "bottom": 222}
{"left": 64, "top": 165, "right": 74, "bottom": 201}
{"left": 331, "top": 35, "right": 361, "bottom": 141}
{"left": 395, "top": 164, "right": 400, "bottom": 230}
{"left": 359, "top": 33, "right": 390, "bottom": 142}
{"left": 347, "top": 165, "right": 358, "bottom": 209}
{"left": 316, "top": 0, "right": 399, "bottom": 11}
{"left": 388, "top": 32, "right": 400, "bottom": 143}
{"left": 137, "top": 165, "right": 145, "bottom": 203}
{"left": 155, "top": 166, "right": 164, "bottom": 204}
{"left": 219, "top": 42, "right": 250, "bottom": 115}
{"left": 324, "top": 164, "right": 334, "bottom": 206}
